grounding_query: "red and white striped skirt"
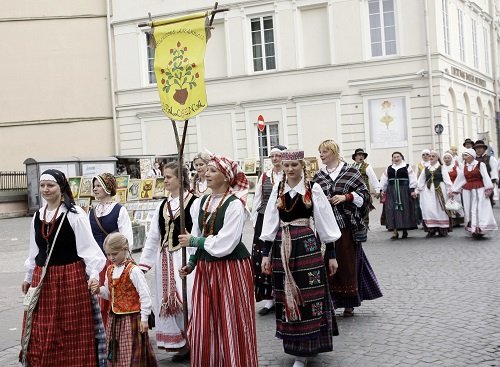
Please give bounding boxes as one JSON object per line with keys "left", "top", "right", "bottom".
{"left": 188, "top": 258, "right": 258, "bottom": 367}
{"left": 22, "top": 261, "right": 97, "bottom": 367}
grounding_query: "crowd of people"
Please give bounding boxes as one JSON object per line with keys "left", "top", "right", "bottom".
{"left": 20, "top": 136, "right": 498, "bottom": 366}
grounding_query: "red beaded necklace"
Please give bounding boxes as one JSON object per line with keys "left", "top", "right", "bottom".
{"left": 41, "top": 203, "right": 62, "bottom": 240}
{"left": 201, "top": 189, "right": 229, "bottom": 236}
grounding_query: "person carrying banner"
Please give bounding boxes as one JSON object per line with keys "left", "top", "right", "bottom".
{"left": 251, "top": 144, "right": 287, "bottom": 315}
{"left": 351, "top": 148, "right": 380, "bottom": 225}
{"left": 139, "top": 162, "right": 197, "bottom": 362}
{"left": 260, "top": 149, "right": 340, "bottom": 367}
{"left": 178, "top": 154, "right": 258, "bottom": 367}
{"left": 21, "top": 169, "right": 107, "bottom": 367}
{"left": 313, "top": 140, "right": 382, "bottom": 318}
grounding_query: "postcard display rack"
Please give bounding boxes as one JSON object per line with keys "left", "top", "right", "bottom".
{"left": 68, "top": 175, "right": 167, "bottom": 252}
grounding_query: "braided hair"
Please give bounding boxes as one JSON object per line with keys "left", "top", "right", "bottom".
{"left": 276, "top": 160, "right": 312, "bottom": 209}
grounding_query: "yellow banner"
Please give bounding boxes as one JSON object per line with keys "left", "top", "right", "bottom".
{"left": 153, "top": 13, "right": 207, "bottom": 121}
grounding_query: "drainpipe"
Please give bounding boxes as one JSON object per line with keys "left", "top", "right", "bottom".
{"left": 489, "top": 0, "right": 500, "bottom": 152}
{"left": 424, "top": 0, "right": 436, "bottom": 151}
{"left": 106, "top": 0, "right": 120, "bottom": 155}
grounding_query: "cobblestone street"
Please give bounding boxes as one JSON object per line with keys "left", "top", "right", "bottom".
{"left": 1, "top": 204, "right": 499, "bottom": 366}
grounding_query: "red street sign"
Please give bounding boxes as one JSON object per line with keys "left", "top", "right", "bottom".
{"left": 257, "top": 115, "right": 265, "bottom": 132}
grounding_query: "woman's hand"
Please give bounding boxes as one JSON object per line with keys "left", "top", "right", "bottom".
{"left": 21, "top": 281, "right": 30, "bottom": 294}
{"left": 411, "top": 191, "right": 418, "bottom": 199}
{"left": 179, "top": 264, "right": 193, "bottom": 278}
{"left": 178, "top": 232, "right": 192, "bottom": 247}
{"left": 328, "top": 258, "right": 338, "bottom": 276}
{"left": 485, "top": 189, "right": 493, "bottom": 198}
{"left": 261, "top": 256, "right": 272, "bottom": 275}
{"left": 329, "top": 195, "right": 347, "bottom": 206}
{"left": 140, "top": 320, "right": 149, "bottom": 333}
{"left": 88, "top": 279, "right": 100, "bottom": 295}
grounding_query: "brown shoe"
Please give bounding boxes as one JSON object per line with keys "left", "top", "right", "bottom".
{"left": 343, "top": 308, "right": 354, "bottom": 317}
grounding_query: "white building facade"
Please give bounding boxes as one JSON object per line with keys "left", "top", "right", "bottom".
{"left": 110, "top": 0, "right": 500, "bottom": 172}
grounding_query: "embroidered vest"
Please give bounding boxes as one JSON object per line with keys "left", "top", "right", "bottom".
{"left": 194, "top": 195, "right": 250, "bottom": 261}
{"left": 463, "top": 164, "right": 484, "bottom": 190}
{"left": 257, "top": 172, "right": 274, "bottom": 214}
{"left": 108, "top": 261, "right": 141, "bottom": 314}
{"left": 424, "top": 166, "right": 444, "bottom": 189}
{"left": 475, "top": 154, "right": 492, "bottom": 176}
{"left": 448, "top": 165, "right": 457, "bottom": 183}
{"left": 158, "top": 194, "right": 196, "bottom": 252}
{"left": 356, "top": 162, "right": 370, "bottom": 192}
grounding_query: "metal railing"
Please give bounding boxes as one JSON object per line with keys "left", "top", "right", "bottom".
{"left": 0, "top": 171, "right": 27, "bottom": 191}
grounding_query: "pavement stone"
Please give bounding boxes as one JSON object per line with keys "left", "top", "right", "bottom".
{"left": 0, "top": 202, "right": 499, "bottom": 366}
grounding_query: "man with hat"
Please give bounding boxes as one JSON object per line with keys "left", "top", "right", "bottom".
{"left": 352, "top": 148, "right": 380, "bottom": 225}
{"left": 474, "top": 140, "right": 498, "bottom": 205}
{"left": 463, "top": 138, "right": 475, "bottom": 149}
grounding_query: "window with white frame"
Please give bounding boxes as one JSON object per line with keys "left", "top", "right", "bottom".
{"left": 442, "top": 0, "right": 450, "bottom": 54}
{"left": 483, "top": 27, "right": 490, "bottom": 74}
{"left": 258, "top": 122, "right": 279, "bottom": 157}
{"left": 458, "top": 9, "right": 465, "bottom": 62}
{"left": 472, "top": 19, "right": 478, "bottom": 68}
{"left": 368, "top": 0, "right": 397, "bottom": 57}
{"left": 250, "top": 16, "right": 276, "bottom": 72}
{"left": 146, "top": 33, "right": 156, "bottom": 84}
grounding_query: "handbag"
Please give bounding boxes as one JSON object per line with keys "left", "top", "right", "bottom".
{"left": 23, "top": 211, "right": 67, "bottom": 311}
{"left": 445, "top": 197, "right": 462, "bottom": 212}
{"left": 148, "top": 311, "right": 155, "bottom": 329}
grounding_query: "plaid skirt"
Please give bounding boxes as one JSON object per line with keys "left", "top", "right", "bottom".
{"left": 272, "top": 226, "right": 337, "bottom": 356}
{"left": 106, "top": 312, "right": 158, "bottom": 367}
{"left": 21, "top": 261, "right": 98, "bottom": 367}
{"left": 253, "top": 213, "right": 274, "bottom": 301}
{"left": 188, "top": 258, "right": 258, "bottom": 367}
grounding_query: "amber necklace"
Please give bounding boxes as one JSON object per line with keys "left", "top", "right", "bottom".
{"left": 197, "top": 179, "right": 208, "bottom": 194}
{"left": 202, "top": 189, "right": 229, "bottom": 236}
{"left": 41, "top": 203, "right": 62, "bottom": 241}
{"left": 282, "top": 192, "right": 300, "bottom": 213}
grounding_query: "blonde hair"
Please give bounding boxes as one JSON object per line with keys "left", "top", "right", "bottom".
{"left": 318, "top": 139, "right": 344, "bottom": 161}
{"left": 103, "top": 232, "right": 129, "bottom": 254}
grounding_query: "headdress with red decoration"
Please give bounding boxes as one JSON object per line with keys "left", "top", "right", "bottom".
{"left": 209, "top": 154, "right": 249, "bottom": 206}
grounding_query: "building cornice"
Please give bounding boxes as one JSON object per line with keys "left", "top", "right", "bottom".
{"left": 0, "top": 116, "right": 111, "bottom": 128}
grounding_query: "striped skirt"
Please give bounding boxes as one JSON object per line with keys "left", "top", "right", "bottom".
{"left": 272, "top": 226, "right": 337, "bottom": 356}
{"left": 188, "top": 258, "right": 258, "bottom": 367}
{"left": 106, "top": 313, "right": 158, "bottom": 367}
{"left": 21, "top": 261, "right": 98, "bottom": 367}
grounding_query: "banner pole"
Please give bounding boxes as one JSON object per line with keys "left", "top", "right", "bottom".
{"left": 170, "top": 119, "right": 190, "bottom": 335}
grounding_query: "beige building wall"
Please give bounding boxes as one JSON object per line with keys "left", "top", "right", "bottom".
{"left": 0, "top": 0, "right": 114, "bottom": 171}
{"left": 110, "top": 0, "right": 499, "bottom": 174}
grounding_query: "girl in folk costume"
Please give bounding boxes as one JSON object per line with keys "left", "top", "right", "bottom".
{"left": 138, "top": 162, "right": 197, "bottom": 362}
{"left": 90, "top": 173, "right": 133, "bottom": 326}
{"left": 451, "top": 149, "right": 498, "bottom": 238}
{"left": 251, "top": 144, "right": 287, "bottom": 315}
{"left": 415, "top": 149, "right": 431, "bottom": 225}
{"left": 415, "top": 151, "right": 453, "bottom": 237}
{"left": 191, "top": 152, "right": 211, "bottom": 196}
{"left": 91, "top": 233, "right": 157, "bottom": 367}
{"left": 178, "top": 154, "right": 258, "bottom": 367}
{"left": 313, "top": 140, "right": 382, "bottom": 318}
{"left": 21, "top": 169, "right": 107, "bottom": 367}
{"left": 260, "top": 149, "right": 341, "bottom": 367}
{"left": 380, "top": 152, "right": 419, "bottom": 239}
{"left": 443, "top": 152, "right": 465, "bottom": 226}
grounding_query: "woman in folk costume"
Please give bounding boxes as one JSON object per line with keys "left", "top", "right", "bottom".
{"left": 138, "top": 162, "right": 197, "bottom": 362}
{"left": 313, "top": 140, "right": 382, "bottom": 318}
{"left": 90, "top": 173, "right": 133, "bottom": 325}
{"left": 451, "top": 148, "right": 498, "bottom": 238}
{"left": 21, "top": 169, "right": 107, "bottom": 367}
{"left": 178, "top": 154, "right": 258, "bottom": 367}
{"left": 443, "top": 152, "right": 465, "bottom": 226}
{"left": 251, "top": 144, "right": 286, "bottom": 315}
{"left": 415, "top": 151, "right": 453, "bottom": 237}
{"left": 260, "top": 149, "right": 341, "bottom": 367}
{"left": 191, "top": 152, "right": 211, "bottom": 196}
{"left": 415, "top": 149, "right": 431, "bottom": 225}
{"left": 92, "top": 233, "right": 157, "bottom": 367}
{"left": 380, "top": 152, "right": 419, "bottom": 239}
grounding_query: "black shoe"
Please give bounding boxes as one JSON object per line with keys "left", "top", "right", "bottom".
{"left": 402, "top": 230, "right": 408, "bottom": 239}
{"left": 258, "top": 305, "right": 275, "bottom": 316}
{"left": 425, "top": 232, "right": 434, "bottom": 238}
{"left": 171, "top": 347, "right": 190, "bottom": 363}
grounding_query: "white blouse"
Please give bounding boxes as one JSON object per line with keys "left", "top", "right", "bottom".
{"left": 379, "top": 162, "right": 417, "bottom": 191}
{"left": 190, "top": 194, "right": 248, "bottom": 258}
{"left": 251, "top": 168, "right": 283, "bottom": 226}
{"left": 452, "top": 160, "right": 493, "bottom": 192}
{"left": 416, "top": 162, "right": 453, "bottom": 193}
{"left": 24, "top": 205, "right": 106, "bottom": 283}
{"left": 99, "top": 263, "right": 153, "bottom": 322}
{"left": 259, "top": 179, "right": 341, "bottom": 244}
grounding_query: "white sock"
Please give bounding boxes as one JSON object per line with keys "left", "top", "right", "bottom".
{"left": 293, "top": 357, "right": 307, "bottom": 367}
{"left": 264, "top": 299, "right": 275, "bottom": 309}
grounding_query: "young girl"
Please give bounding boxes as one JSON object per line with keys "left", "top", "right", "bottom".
{"left": 191, "top": 152, "right": 211, "bottom": 196}
{"left": 91, "top": 233, "right": 158, "bottom": 367}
